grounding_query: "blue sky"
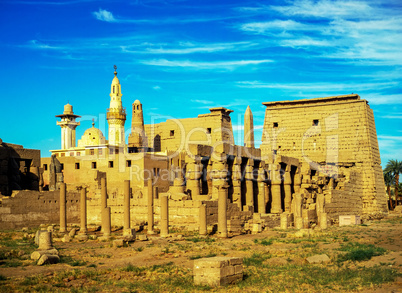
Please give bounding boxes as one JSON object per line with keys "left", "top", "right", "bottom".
{"left": 0, "top": 0, "right": 401, "bottom": 164}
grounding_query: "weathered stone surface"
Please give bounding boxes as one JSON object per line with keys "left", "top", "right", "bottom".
{"left": 194, "top": 257, "right": 243, "bottom": 287}
{"left": 31, "top": 248, "right": 59, "bottom": 261}
{"left": 306, "top": 254, "right": 330, "bottom": 264}
{"left": 37, "top": 254, "right": 60, "bottom": 266}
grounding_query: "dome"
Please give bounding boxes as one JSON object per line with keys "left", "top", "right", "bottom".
{"left": 63, "top": 103, "right": 73, "bottom": 115}
{"left": 133, "top": 99, "right": 141, "bottom": 104}
{"left": 77, "top": 125, "right": 107, "bottom": 147}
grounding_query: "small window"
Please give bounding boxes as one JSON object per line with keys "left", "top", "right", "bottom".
{"left": 90, "top": 149, "right": 95, "bottom": 155}
{"left": 313, "top": 119, "right": 319, "bottom": 126}
{"left": 109, "top": 148, "right": 114, "bottom": 155}
{"left": 60, "top": 163, "right": 64, "bottom": 170}
{"left": 70, "top": 152, "right": 74, "bottom": 156}
{"left": 113, "top": 85, "right": 115, "bottom": 93}
{"left": 61, "top": 153, "right": 65, "bottom": 157}
{"left": 126, "top": 160, "right": 131, "bottom": 167}
{"left": 43, "top": 164, "right": 48, "bottom": 171}
{"left": 109, "top": 161, "right": 114, "bottom": 168}
{"left": 75, "top": 163, "right": 80, "bottom": 169}
{"left": 76, "top": 152, "right": 81, "bottom": 156}
{"left": 115, "top": 148, "right": 119, "bottom": 154}
{"left": 170, "top": 130, "right": 175, "bottom": 136}
{"left": 99, "top": 149, "right": 103, "bottom": 155}
{"left": 92, "top": 162, "right": 97, "bottom": 169}
{"left": 207, "top": 128, "right": 211, "bottom": 134}
{"left": 273, "top": 122, "right": 278, "bottom": 128}
{"left": 137, "top": 105, "right": 139, "bottom": 110}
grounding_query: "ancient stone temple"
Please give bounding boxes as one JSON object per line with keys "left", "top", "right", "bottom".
{"left": 260, "top": 95, "right": 388, "bottom": 218}
{"left": 0, "top": 67, "right": 388, "bottom": 231}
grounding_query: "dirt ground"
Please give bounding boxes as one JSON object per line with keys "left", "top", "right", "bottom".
{"left": 1, "top": 214, "right": 401, "bottom": 292}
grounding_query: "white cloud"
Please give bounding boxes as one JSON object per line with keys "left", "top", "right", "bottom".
{"left": 121, "top": 41, "right": 257, "bottom": 55}
{"left": 27, "top": 40, "right": 63, "bottom": 50}
{"left": 367, "top": 94, "right": 402, "bottom": 105}
{"left": 270, "top": 0, "right": 374, "bottom": 19}
{"left": 140, "top": 59, "right": 273, "bottom": 70}
{"left": 190, "top": 99, "right": 214, "bottom": 105}
{"left": 236, "top": 81, "right": 397, "bottom": 92}
{"left": 240, "top": 20, "right": 312, "bottom": 34}
{"left": 93, "top": 9, "right": 116, "bottom": 22}
{"left": 152, "top": 85, "right": 161, "bottom": 90}
{"left": 280, "top": 38, "right": 331, "bottom": 48}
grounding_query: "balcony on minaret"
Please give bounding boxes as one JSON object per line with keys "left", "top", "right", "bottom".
{"left": 106, "top": 107, "right": 127, "bottom": 121}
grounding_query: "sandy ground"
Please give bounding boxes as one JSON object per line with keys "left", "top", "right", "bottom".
{"left": 1, "top": 213, "right": 401, "bottom": 292}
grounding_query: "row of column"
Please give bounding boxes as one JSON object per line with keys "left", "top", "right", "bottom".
{"left": 185, "top": 155, "right": 301, "bottom": 215}
{"left": 59, "top": 179, "right": 170, "bottom": 238}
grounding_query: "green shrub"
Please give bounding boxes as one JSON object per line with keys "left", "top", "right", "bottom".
{"left": 338, "top": 242, "right": 386, "bottom": 262}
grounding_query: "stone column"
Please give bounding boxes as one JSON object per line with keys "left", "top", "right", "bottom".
{"left": 270, "top": 164, "right": 282, "bottom": 214}
{"left": 79, "top": 187, "right": 87, "bottom": 234}
{"left": 101, "top": 177, "right": 107, "bottom": 209}
{"left": 218, "top": 186, "right": 228, "bottom": 238}
{"left": 102, "top": 207, "right": 111, "bottom": 237}
{"left": 294, "top": 192, "right": 303, "bottom": 229}
{"left": 38, "top": 167, "right": 44, "bottom": 192}
{"left": 245, "top": 158, "right": 254, "bottom": 208}
{"left": 124, "top": 180, "right": 130, "bottom": 231}
{"left": 186, "top": 156, "right": 202, "bottom": 199}
{"left": 59, "top": 182, "right": 67, "bottom": 233}
{"left": 294, "top": 166, "right": 302, "bottom": 193}
{"left": 283, "top": 166, "right": 292, "bottom": 212}
{"left": 211, "top": 156, "right": 227, "bottom": 200}
{"left": 199, "top": 204, "right": 207, "bottom": 236}
{"left": 257, "top": 167, "right": 266, "bottom": 214}
{"left": 100, "top": 177, "right": 107, "bottom": 233}
{"left": 280, "top": 213, "right": 288, "bottom": 230}
{"left": 207, "top": 160, "right": 213, "bottom": 196}
{"left": 320, "top": 212, "right": 328, "bottom": 229}
{"left": 232, "top": 156, "right": 242, "bottom": 210}
{"left": 160, "top": 195, "right": 169, "bottom": 237}
{"left": 147, "top": 179, "right": 154, "bottom": 234}
{"left": 38, "top": 231, "right": 53, "bottom": 250}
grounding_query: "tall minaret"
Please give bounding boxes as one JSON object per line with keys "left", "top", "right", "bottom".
{"left": 107, "top": 65, "right": 126, "bottom": 146}
{"left": 128, "top": 99, "right": 147, "bottom": 151}
{"left": 56, "top": 103, "right": 80, "bottom": 149}
{"left": 244, "top": 105, "right": 255, "bottom": 148}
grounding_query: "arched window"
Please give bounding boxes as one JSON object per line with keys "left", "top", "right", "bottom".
{"left": 113, "top": 86, "right": 115, "bottom": 93}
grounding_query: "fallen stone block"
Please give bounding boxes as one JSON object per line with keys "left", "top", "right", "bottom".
{"left": 69, "top": 228, "right": 78, "bottom": 238}
{"left": 194, "top": 257, "right": 243, "bottom": 286}
{"left": 31, "top": 248, "right": 59, "bottom": 261}
{"left": 37, "top": 254, "right": 60, "bottom": 266}
{"left": 306, "top": 254, "right": 330, "bottom": 264}
{"left": 113, "top": 239, "right": 124, "bottom": 248}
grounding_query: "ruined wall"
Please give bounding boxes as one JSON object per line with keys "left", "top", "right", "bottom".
{"left": 144, "top": 108, "right": 234, "bottom": 152}
{"left": 0, "top": 190, "right": 80, "bottom": 229}
{"left": 0, "top": 141, "right": 41, "bottom": 196}
{"left": 261, "top": 94, "right": 387, "bottom": 217}
{"left": 41, "top": 152, "right": 170, "bottom": 193}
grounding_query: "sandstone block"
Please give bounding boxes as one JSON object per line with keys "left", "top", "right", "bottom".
{"left": 37, "top": 254, "right": 60, "bottom": 266}
{"left": 306, "top": 254, "right": 330, "bottom": 264}
{"left": 194, "top": 257, "right": 243, "bottom": 287}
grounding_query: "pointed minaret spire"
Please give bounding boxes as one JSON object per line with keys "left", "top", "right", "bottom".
{"left": 244, "top": 105, "right": 255, "bottom": 148}
{"left": 107, "top": 65, "right": 126, "bottom": 146}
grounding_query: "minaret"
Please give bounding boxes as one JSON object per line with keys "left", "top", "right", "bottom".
{"left": 56, "top": 103, "right": 81, "bottom": 149}
{"left": 128, "top": 99, "right": 147, "bottom": 151}
{"left": 107, "top": 65, "right": 126, "bottom": 146}
{"left": 244, "top": 105, "right": 255, "bottom": 148}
